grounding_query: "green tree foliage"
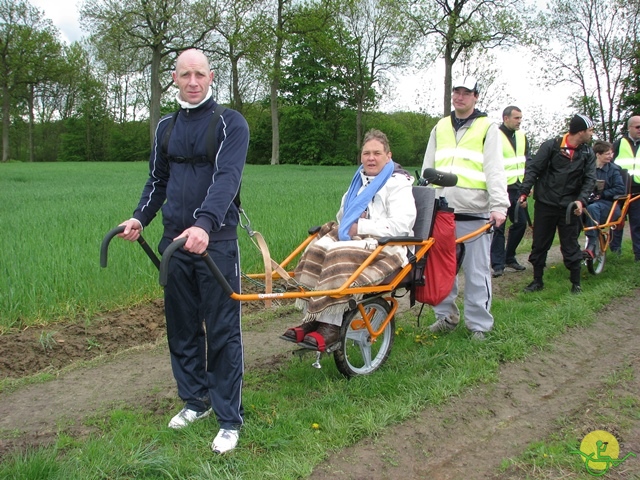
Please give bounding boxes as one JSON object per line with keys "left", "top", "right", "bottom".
{"left": 278, "top": 7, "right": 370, "bottom": 165}
{"left": 0, "top": 0, "right": 61, "bottom": 162}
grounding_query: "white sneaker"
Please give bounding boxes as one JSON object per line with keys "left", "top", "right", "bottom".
{"left": 168, "top": 407, "right": 212, "bottom": 429}
{"left": 428, "top": 314, "right": 459, "bottom": 333}
{"left": 212, "top": 428, "right": 239, "bottom": 454}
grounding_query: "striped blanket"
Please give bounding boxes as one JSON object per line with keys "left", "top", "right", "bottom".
{"left": 294, "top": 222, "right": 405, "bottom": 319}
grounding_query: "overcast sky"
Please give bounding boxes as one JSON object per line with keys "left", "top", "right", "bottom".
{"left": 30, "top": 0, "right": 575, "bottom": 139}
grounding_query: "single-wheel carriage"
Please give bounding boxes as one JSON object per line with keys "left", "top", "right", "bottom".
{"left": 101, "top": 169, "right": 493, "bottom": 378}
{"left": 569, "top": 170, "right": 640, "bottom": 275}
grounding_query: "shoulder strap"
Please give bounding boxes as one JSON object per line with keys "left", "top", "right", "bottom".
{"left": 161, "top": 111, "right": 180, "bottom": 158}
{"left": 161, "top": 105, "right": 227, "bottom": 161}
{"left": 206, "top": 104, "right": 226, "bottom": 163}
{"left": 161, "top": 105, "right": 240, "bottom": 208}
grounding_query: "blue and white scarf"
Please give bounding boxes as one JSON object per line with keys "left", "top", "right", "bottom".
{"left": 338, "top": 161, "right": 394, "bottom": 241}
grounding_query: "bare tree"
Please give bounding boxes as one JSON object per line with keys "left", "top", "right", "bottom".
{"left": 395, "top": 0, "right": 526, "bottom": 116}
{"left": 534, "top": 0, "right": 640, "bottom": 141}
{"left": 340, "top": 0, "right": 408, "bottom": 156}
{"left": 204, "top": 0, "right": 268, "bottom": 114}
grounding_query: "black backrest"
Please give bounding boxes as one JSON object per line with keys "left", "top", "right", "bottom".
{"left": 621, "top": 168, "right": 632, "bottom": 194}
{"left": 412, "top": 186, "right": 437, "bottom": 239}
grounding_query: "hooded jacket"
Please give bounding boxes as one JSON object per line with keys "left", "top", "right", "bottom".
{"left": 421, "top": 109, "right": 509, "bottom": 216}
{"left": 520, "top": 135, "right": 596, "bottom": 208}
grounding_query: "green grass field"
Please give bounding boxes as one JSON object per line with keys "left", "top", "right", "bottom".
{"left": 0, "top": 162, "right": 354, "bottom": 331}
{"left": 1, "top": 162, "right": 639, "bottom": 479}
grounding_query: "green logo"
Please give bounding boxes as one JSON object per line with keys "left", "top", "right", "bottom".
{"left": 572, "top": 430, "right": 636, "bottom": 476}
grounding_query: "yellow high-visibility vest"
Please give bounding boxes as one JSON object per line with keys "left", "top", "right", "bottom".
{"left": 616, "top": 137, "right": 640, "bottom": 183}
{"left": 501, "top": 129, "right": 526, "bottom": 185}
{"left": 434, "top": 116, "right": 491, "bottom": 189}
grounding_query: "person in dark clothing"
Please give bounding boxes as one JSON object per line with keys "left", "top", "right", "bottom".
{"left": 118, "top": 49, "right": 249, "bottom": 455}
{"left": 491, "top": 106, "right": 531, "bottom": 277}
{"left": 583, "top": 141, "right": 625, "bottom": 257}
{"left": 519, "top": 114, "right": 597, "bottom": 294}
{"left": 610, "top": 115, "right": 640, "bottom": 259}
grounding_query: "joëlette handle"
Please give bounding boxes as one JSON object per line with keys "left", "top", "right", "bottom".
{"left": 100, "top": 226, "right": 161, "bottom": 270}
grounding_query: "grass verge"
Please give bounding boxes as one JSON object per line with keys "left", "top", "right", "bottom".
{"left": 1, "top": 251, "right": 639, "bottom": 478}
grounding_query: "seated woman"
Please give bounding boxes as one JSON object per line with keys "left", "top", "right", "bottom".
{"left": 584, "top": 140, "right": 626, "bottom": 256}
{"left": 281, "top": 129, "right": 417, "bottom": 350}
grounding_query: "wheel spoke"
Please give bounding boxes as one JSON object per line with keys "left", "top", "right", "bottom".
{"left": 358, "top": 344, "right": 373, "bottom": 369}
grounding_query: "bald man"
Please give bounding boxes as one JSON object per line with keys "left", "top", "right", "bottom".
{"left": 118, "top": 49, "right": 249, "bottom": 454}
{"left": 611, "top": 115, "right": 640, "bottom": 260}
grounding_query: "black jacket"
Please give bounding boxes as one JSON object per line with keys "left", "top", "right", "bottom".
{"left": 520, "top": 135, "right": 596, "bottom": 209}
{"left": 133, "top": 97, "right": 249, "bottom": 242}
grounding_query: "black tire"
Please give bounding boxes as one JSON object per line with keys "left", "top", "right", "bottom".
{"left": 584, "top": 235, "right": 606, "bottom": 275}
{"left": 333, "top": 298, "right": 394, "bottom": 377}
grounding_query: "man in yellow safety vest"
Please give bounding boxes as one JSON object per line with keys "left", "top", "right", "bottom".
{"left": 611, "top": 115, "right": 640, "bottom": 260}
{"left": 490, "top": 106, "right": 531, "bottom": 277}
{"left": 421, "top": 77, "right": 509, "bottom": 341}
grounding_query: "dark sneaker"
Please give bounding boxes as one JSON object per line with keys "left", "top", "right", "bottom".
{"left": 492, "top": 268, "right": 504, "bottom": 278}
{"left": 584, "top": 241, "right": 596, "bottom": 257}
{"left": 428, "top": 314, "right": 460, "bottom": 333}
{"left": 571, "top": 283, "right": 582, "bottom": 294}
{"left": 506, "top": 261, "right": 526, "bottom": 271}
{"left": 523, "top": 280, "right": 544, "bottom": 293}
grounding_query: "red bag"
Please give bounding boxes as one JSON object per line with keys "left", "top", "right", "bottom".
{"left": 415, "top": 208, "right": 457, "bottom": 305}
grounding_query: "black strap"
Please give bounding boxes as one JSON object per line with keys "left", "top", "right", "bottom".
{"left": 160, "top": 104, "right": 240, "bottom": 208}
{"left": 161, "top": 104, "right": 227, "bottom": 164}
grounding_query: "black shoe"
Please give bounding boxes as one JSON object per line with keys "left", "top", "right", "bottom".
{"left": 571, "top": 283, "right": 582, "bottom": 294}
{"left": 492, "top": 268, "right": 504, "bottom": 278}
{"left": 506, "top": 261, "right": 526, "bottom": 271}
{"left": 523, "top": 280, "right": 544, "bottom": 293}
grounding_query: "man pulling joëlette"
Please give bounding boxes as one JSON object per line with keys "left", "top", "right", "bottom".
{"left": 118, "top": 49, "right": 249, "bottom": 455}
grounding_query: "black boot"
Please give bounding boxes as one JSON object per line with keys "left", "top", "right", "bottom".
{"left": 524, "top": 278, "right": 544, "bottom": 293}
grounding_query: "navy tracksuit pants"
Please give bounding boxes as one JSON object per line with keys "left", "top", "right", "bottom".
{"left": 160, "top": 237, "right": 244, "bottom": 430}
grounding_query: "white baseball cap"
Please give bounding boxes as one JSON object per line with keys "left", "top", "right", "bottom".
{"left": 452, "top": 76, "right": 479, "bottom": 93}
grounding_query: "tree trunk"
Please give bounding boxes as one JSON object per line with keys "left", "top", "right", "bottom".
{"left": 230, "top": 52, "right": 243, "bottom": 113}
{"left": 356, "top": 98, "right": 363, "bottom": 164}
{"left": 149, "top": 47, "right": 163, "bottom": 148}
{"left": 2, "top": 82, "right": 10, "bottom": 163}
{"left": 443, "top": 51, "right": 453, "bottom": 117}
{"left": 28, "top": 84, "right": 34, "bottom": 162}
{"left": 270, "top": 0, "right": 284, "bottom": 166}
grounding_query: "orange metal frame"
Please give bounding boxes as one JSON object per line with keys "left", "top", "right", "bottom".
{"left": 232, "top": 222, "right": 492, "bottom": 344}
{"left": 582, "top": 193, "right": 640, "bottom": 253}
{"left": 231, "top": 235, "right": 435, "bottom": 344}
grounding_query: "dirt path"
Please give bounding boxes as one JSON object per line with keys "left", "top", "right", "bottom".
{"left": 310, "top": 298, "right": 640, "bottom": 479}
{"left": 1, "top": 247, "right": 639, "bottom": 477}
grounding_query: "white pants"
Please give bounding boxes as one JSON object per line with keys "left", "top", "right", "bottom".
{"left": 433, "top": 218, "right": 494, "bottom": 333}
